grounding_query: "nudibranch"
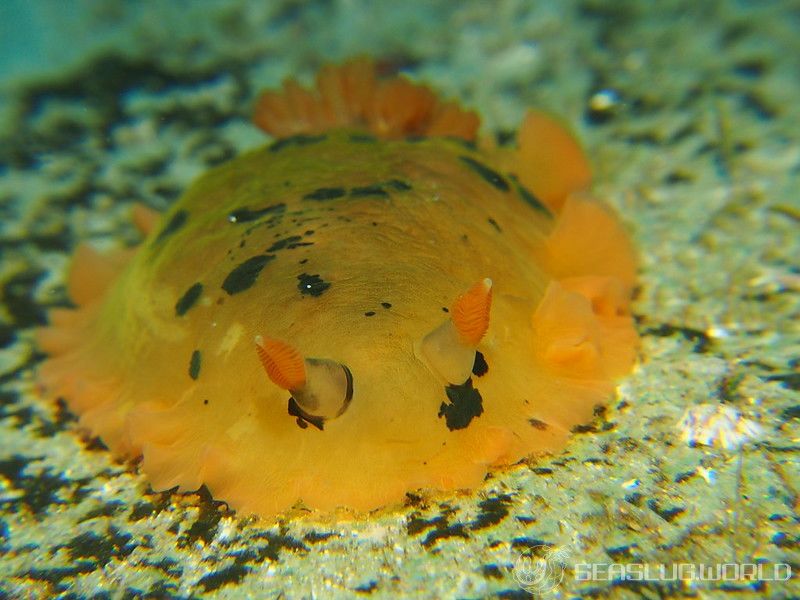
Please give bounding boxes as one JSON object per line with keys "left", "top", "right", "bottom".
{"left": 37, "top": 58, "right": 638, "bottom": 518}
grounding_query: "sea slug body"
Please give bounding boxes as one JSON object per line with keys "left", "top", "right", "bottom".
{"left": 37, "top": 58, "right": 638, "bottom": 518}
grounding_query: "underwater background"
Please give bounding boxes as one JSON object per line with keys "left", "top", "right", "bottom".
{"left": 1, "top": 0, "right": 798, "bottom": 598}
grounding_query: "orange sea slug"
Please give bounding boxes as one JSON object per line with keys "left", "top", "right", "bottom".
{"left": 37, "top": 58, "right": 638, "bottom": 518}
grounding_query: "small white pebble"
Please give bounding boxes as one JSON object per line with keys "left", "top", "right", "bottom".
{"left": 588, "top": 88, "right": 620, "bottom": 112}
{"left": 706, "top": 326, "right": 730, "bottom": 339}
{"left": 697, "top": 466, "right": 717, "bottom": 485}
{"left": 215, "top": 517, "right": 237, "bottom": 543}
{"left": 679, "top": 403, "right": 763, "bottom": 451}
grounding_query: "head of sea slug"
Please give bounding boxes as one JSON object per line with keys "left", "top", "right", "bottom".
{"left": 35, "top": 57, "right": 638, "bottom": 519}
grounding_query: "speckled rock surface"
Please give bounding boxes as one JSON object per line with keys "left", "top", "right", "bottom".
{"left": 1, "top": 1, "right": 798, "bottom": 598}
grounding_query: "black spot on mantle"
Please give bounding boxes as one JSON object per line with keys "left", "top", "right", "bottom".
{"left": 268, "top": 134, "right": 327, "bottom": 153}
{"left": 438, "top": 378, "right": 484, "bottom": 430}
{"left": 459, "top": 155, "right": 509, "bottom": 192}
{"left": 189, "top": 350, "right": 202, "bottom": 380}
{"left": 222, "top": 254, "right": 275, "bottom": 295}
{"left": 510, "top": 174, "right": 551, "bottom": 216}
{"left": 348, "top": 133, "right": 377, "bottom": 143}
{"left": 155, "top": 209, "right": 188, "bottom": 243}
{"left": 227, "top": 203, "right": 286, "bottom": 223}
{"left": 350, "top": 184, "right": 388, "bottom": 198}
{"left": 386, "top": 179, "right": 412, "bottom": 192}
{"left": 471, "top": 351, "right": 488, "bottom": 377}
{"left": 303, "top": 187, "right": 346, "bottom": 201}
{"left": 267, "top": 235, "right": 313, "bottom": 252}
{"left": 297, "top": 273, "right": 330, "bottom": 297}
{"left": 175, "top": 282, "right": 203, "bottom": 316}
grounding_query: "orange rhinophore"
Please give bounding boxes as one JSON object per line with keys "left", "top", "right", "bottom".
{"left": 255, "top": 336, "right": 307, "bottom": 392}
{"left": 451, "top": 278, "right": 493, "bottom": 347}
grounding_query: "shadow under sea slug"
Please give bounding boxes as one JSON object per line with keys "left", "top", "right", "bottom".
{"left": 36, "top": 58, "right": 638, "bottom": 519}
